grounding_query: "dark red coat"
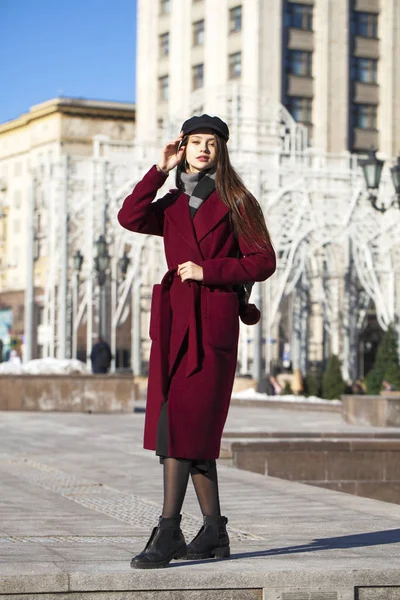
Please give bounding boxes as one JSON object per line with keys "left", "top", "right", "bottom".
{"left": 118, "top": 166, "right": 276, "bottom": 459}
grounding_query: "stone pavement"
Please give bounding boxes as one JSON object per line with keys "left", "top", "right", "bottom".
{"left": 1, "top": 407, "right": 400, "bottom": 599}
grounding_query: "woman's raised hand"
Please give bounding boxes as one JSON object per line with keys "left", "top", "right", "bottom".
{"left": 157, "top": 133, "right": 185, "bottom": 173}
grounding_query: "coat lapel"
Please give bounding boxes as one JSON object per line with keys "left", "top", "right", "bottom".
{"left": 193, "top": 190, "right": 230, "bottom": 244}
{"left": 164, "top": 189, "right": 230, "bottom": 253}
{"left": 164, "top": 192, "right": 202, "bottom": 258}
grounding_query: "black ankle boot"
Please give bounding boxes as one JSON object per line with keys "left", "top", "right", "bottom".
{"left": 130, "top": 515, "right": 187, "bottom": 569}
{"left": 186, "top": 515, "right": 230, "bottom": 560}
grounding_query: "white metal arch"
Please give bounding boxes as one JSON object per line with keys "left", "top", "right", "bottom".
{"left": 26, "top": 88, "right": 400, "bottom": 380}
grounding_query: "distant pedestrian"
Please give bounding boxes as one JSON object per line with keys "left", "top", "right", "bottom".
{"left": 382, "top": 379, "right": 396, "bottom": 392}
{"left": 351, "top": 380, "right": 365, "bottom": 395}
{"left": 90, "top": 337, "right": 112, "bottom": 374}
{"left": 258, "top": 374, "right": 276, "bottom": 395}
{"left": 118, "top": 114, "right": 276, "bottom": 569}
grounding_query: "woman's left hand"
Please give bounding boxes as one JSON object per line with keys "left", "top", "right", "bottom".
{"left": 177, "top": 261, "right": 203, "bottom": 282}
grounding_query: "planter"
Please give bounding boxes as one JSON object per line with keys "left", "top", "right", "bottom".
{"left": 342, "top": 394, "right": 400, "bottom": 427}
{"left": 0, "top": 374, "right": 137, "bottom": 413}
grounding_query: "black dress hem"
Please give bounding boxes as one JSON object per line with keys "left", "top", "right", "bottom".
{"left": 156, "top": 401, "right": 214, "bottom": 474}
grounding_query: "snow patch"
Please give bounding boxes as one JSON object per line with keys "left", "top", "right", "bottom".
{"left": 231, "top": 387, "right": 342, "bottom": 405}
{"left": 0, "top": 358, "right": 88, "bottom": 375}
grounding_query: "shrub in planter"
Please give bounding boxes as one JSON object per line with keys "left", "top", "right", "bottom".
{"left": 366, "top": 325, "right": 400, "bottom": 394}
{"left": 366, "top": 366, "right": 385, "bottom": 395}
{"left": 322, "top": 355, "right": 346, "bottom": 400}
{"left": 305, "top": 371, "right": 319, "bottom": 397}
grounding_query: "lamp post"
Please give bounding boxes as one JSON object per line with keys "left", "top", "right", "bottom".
{"left": 72, "top": 250, "right": 84, "bottom": 358}
{"left": 110, "top": 251, "right": 131, "bottom": 372}
{"left": 119, "top": 251, "right": 130, "bottom": 278}
{"left": 360, "top": 148, "right": 385, "bottom": 212}
{"left": 94, "top": 235, "right": 110, "bottom": 339}
{"left": 73, "top": 249, "right": 84, "bottom": 274}
{"left": 390, "top": 157, "right": 400, "bottom": 208}
{"left": 360, "top": 149, "right": 400, "bottom": 212}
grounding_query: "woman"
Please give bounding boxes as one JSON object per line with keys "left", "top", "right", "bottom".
{"left": 118, "top": 114, "right": 276, "bottom": 569}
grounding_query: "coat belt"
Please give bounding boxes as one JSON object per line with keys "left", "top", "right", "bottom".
{"left": 158, "top": 269, "right": 201, "bottom": 392}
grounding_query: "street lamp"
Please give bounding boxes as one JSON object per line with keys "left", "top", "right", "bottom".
{"left": 73, "top": 249, "right": 84, "bottom": 273}
{"left": 72, "top": 249, "right": 84, "bottom": 358}
{"left": 360, "top": 149, "right": 400, "bottom": 212}
{"left": 390, "top": 157, "right": 400, "bottom": 207}
{"left": 119, "top": 251, "right": 130, "bottom": 278}
{"left": 360, "top": 148, "right": 385, "bottom": 212}
{"left": 94, "top": 235, "right": 110, "bottom": 286}
{"left": 94, "top": 235, "right": 110, "bottom": 338}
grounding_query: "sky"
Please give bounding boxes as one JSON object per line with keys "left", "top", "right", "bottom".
{"left": 0, "top": 0, "right": 137, "bottom": 124}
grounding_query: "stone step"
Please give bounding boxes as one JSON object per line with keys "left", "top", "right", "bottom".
{"left": 1, "top": 412, "right": 400, "bottom": 598}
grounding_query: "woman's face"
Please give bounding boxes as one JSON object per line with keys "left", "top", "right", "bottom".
{"left": 185, "top": 131, "right": 217, "bottom": 173}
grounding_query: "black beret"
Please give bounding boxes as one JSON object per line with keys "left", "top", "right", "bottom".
{"left": 181, "top": 114, "right": 229, "bottom": 141}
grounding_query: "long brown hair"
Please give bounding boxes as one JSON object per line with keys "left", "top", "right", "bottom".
{"left": 176, "top": 133, "right": 271, "bottom": 251}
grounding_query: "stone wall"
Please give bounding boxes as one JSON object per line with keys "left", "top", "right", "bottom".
{"left": 0, "top": 374, "right": 137, "bottom": 413}
{"left": 222, "top": 435, "right": 400, "bottom": 505}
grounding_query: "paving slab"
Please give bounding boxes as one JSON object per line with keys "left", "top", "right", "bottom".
{"left": 0, "top": 409, "right": 400, "bottom": 599}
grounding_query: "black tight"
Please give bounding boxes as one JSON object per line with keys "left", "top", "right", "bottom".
{"left": 191, "top": 460, "right": 221, "bottom": 517}
{"left": 162, "top": 458, "right": 191, "bottom": 518}
{"left": 162, "top": 458, "right": 221, "bottom": 518}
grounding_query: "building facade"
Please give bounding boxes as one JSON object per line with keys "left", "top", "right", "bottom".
{"left": 136, "top": 0, "right": 400, "bottom": 156}
{"left": 0, "top": 98, "right": 135, "bottom": 360}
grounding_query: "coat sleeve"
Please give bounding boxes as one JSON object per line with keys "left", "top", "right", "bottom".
{"left": 117, "top": 166, "right": 170, "bottom": 236}
{"left": 201, "top": 230, "right": 276, "bottom": 286}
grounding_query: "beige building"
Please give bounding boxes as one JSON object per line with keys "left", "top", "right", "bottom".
{"left": 136, "top": 0, "right": 400, "bottom": 156}
{"left": 0, "top": 98, "right": 135, "bottom": 358}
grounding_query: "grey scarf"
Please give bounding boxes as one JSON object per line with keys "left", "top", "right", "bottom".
{"left": 180, "top": 170, "right": 216, "bottom": 218}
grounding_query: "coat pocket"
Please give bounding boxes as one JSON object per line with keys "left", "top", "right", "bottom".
{"left": 207, "top": 291, "right": 239, "bottom": 350}
{"left": 149, "top": 284, "right": 162, "bottom": 341}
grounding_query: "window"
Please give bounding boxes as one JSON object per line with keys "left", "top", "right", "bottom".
{"left": 14, "top": 191, "right": 22, "bottom": 209}
{"left": 286, "top": 97, "right": 312, "bottom": 123}
{"left": 354, "top": 104, "right": 377, "bottom": 129}
{"left": 355, "top": 12, "right": 378, "bottom": 38}
{"left": 158, "top": 76, "right": 169, "bottom": 101}
{"left": 159, "top": 33, "right": 169, "bottom": 57}
{"left": 192, "top": 64, "right": 204, "bottom": 90}
{"left": 192, "top": 20, "right": 204, "bottom": 46}
{"left": 228, "top": 52, "right": 242, "bottom": 79}
{"left": 37, "top": 306, "right": 45, "bottom": 326}
{"left": 229, "top": 6, "right": 242, "bottom": 33}
{"left": 288, "top": 3, "right": 313, "bottom": 30}
{"left": 353, "top": 57, "right": 377, "bottom": 84}
{"left": 160, "top": 0, "right": 170, "bottom": 15}
{"left": 288, "top": 50, "right": 312, "bottom": 76}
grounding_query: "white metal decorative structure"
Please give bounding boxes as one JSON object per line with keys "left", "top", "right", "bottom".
{"left": 26, "top": 86, "right": 400, "bottom": 381}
